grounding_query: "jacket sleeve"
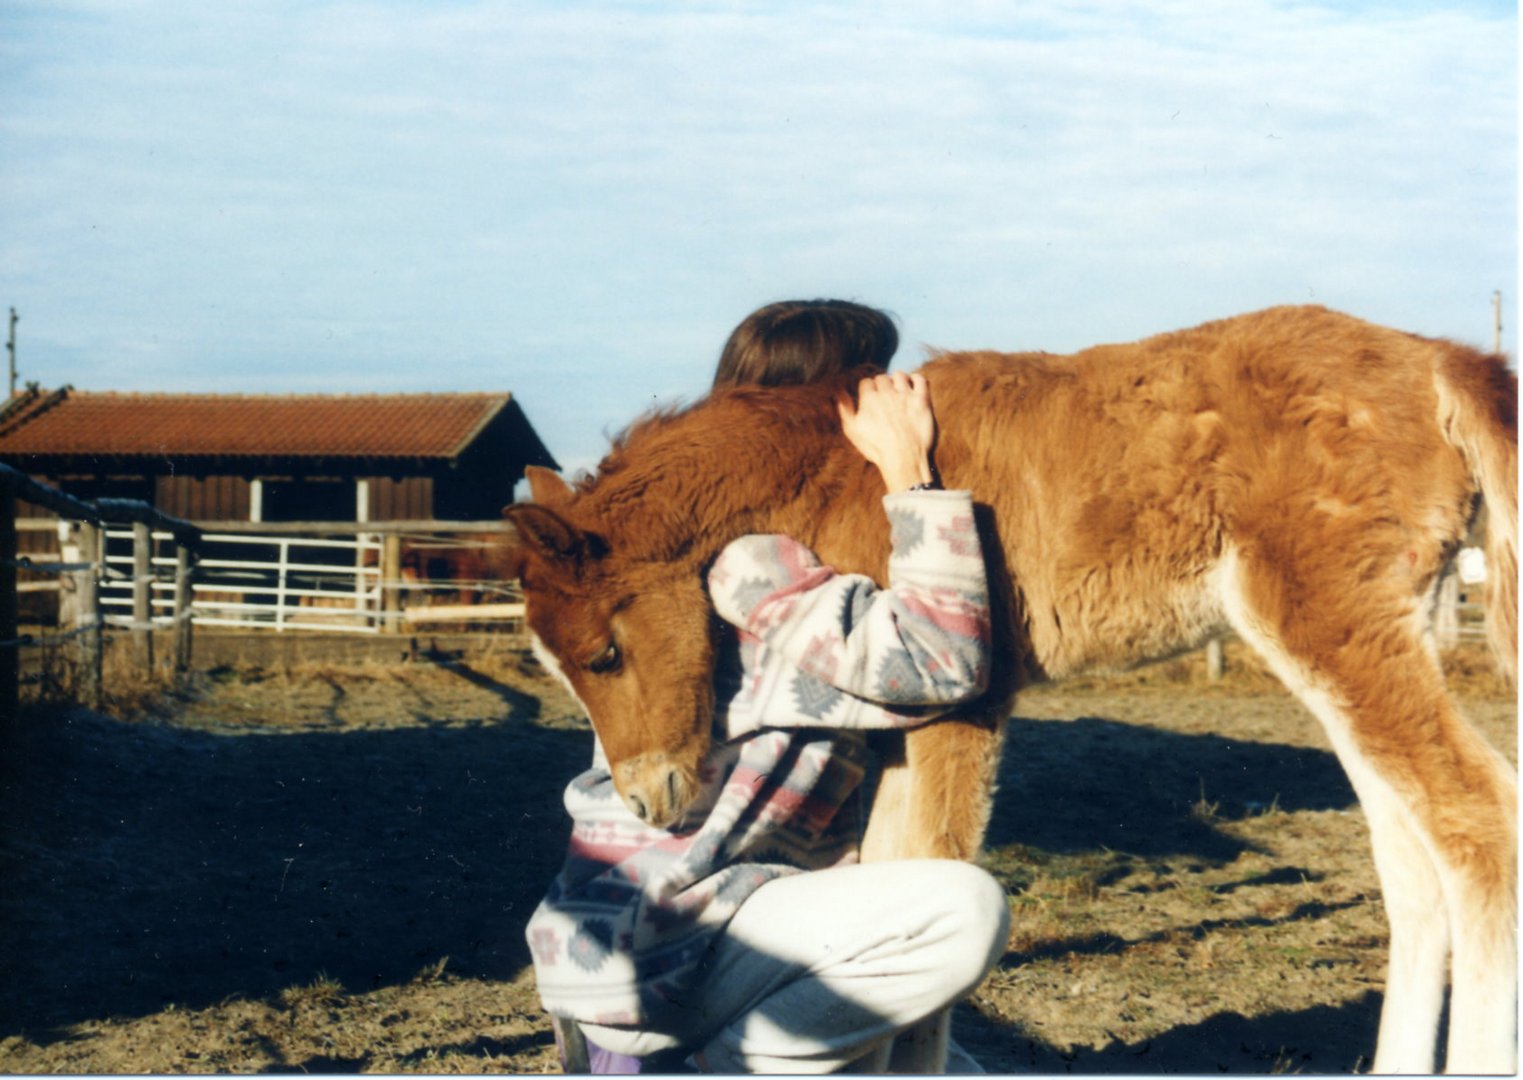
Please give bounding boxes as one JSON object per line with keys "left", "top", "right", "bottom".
{"left": 708, "top": 489, "right": 991, "bottom": 707}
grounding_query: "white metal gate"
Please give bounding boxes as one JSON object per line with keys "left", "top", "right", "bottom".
{"left": 101, "top": 528, "right": 385, "bottom": 634}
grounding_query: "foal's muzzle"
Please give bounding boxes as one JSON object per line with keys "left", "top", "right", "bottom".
{"left": 613, "top": 752, "right": 698, "bottom": 828}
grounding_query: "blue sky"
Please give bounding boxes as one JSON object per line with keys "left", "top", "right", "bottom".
{"left": 2, "top": 1, "right": 1516, "bottom": 478}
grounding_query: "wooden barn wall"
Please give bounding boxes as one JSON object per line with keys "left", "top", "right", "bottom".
{"left": 12, "top": 472, "right": 436, "bottom": 543}
{"left": 155, "top": 474, "right": 437, "bottom": 522}
{"left": 153, "top": 475, "right": 444, "bottom": 521}
{"left": 12, "top": 496, "right": 59, "bottom": 556}
{"left": 365, "top": 476, "right": 433, "bottom": 521}
{"left": 9, "top": 458, "right": 520, "bottom": 530}
{"left": 156, "top": 475, "right": 252, "bottom": 521}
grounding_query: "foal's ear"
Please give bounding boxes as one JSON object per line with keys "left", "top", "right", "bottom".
{"left": 503, "top": 504, "right": 583, "bottom": 561}
{"left": 525, "top": 465, "right": 573, "bottom": 506}
{"left": 501, "top": 503, "right": 607, "bottom": 581}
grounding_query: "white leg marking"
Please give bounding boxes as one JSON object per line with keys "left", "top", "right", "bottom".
{"left": 1214, "top": 550, "right": 1450, "bottom": 1074}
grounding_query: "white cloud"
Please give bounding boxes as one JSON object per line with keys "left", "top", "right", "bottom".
{"left": 0, "top": 0, "right": 1513, "bottom": 467}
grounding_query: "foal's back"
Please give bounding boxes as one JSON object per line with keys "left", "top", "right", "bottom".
{"left": 921, "top": 305, "right": 1502, "bottom": 682}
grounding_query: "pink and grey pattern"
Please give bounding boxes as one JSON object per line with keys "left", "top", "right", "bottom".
{"left": 525, "top": 489, "right": 992, "bottom": 1026}
{"left": 712, "top": 489, "right": 992, "bottom": 735}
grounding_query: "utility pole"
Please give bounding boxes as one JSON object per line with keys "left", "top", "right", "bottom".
{"left": 5, "top": 308, "right": 15, "bottom": 398}
{"left": 1492, "top": 290, "right": 1503, "bottom": 354}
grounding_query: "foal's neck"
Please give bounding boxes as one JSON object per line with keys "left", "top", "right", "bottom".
{"left": 584, "top": 381, "right": 888, "bottom": 572}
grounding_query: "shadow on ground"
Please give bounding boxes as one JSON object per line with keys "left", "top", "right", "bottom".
{"left": 3, "top": 691, "right": 1363, "bottom": 1068}
{"left": 0, "top": 700, "right": 585, "bottom": 1039}
{"left": 955, "top": 991, "right": 1379, "bottom": 1073}
{"left": 987, "top": 713, "right": 1356, "bottom": 862}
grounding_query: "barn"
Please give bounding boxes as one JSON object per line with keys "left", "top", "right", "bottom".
{"left": 0, "top": 385, "right": 558, "bottom": 523}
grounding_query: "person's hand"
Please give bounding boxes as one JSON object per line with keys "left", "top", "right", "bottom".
{"left": 836, "top": 371, "right": 937, "bottom": 493}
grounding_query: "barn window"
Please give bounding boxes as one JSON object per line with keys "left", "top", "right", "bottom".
{"left": 259, "top": 477, "right": 359, "bottom": 523}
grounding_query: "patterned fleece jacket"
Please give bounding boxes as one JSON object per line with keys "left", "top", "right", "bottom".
{"left": 525, "top": 489, "right": 991, "bottom": 1027}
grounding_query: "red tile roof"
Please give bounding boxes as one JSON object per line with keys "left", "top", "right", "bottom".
{"left": 0, "top": 389, "right": 522, "bottom": 460}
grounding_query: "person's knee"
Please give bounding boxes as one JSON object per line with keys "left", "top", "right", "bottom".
{"left": 964, "top": 863, "right": 1011, "bottom": 970}
{"left": 930, "top": 861, "right": 1010, "bottom": 994}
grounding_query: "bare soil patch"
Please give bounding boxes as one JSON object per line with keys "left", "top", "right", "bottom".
{"left": 0, "top": 639, "right": 1513, "bottom": 1073}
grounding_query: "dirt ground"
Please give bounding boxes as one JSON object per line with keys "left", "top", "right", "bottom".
{"left": 0, "top": 638, "right": 1514, "bottom": 1074}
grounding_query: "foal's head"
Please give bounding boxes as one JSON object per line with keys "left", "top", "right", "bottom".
{"left": 501, "top": 381, "right": 862, "bottom": 826}
{"left": 501, "top": 468, "right": 718, "bottom": 827}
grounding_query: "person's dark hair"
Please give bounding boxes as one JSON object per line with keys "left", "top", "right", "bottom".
{"left": 713, "top": 299, "right": 898, "bottom": 389}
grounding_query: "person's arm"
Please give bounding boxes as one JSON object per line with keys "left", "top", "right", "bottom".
{"left": 709, "top": 371, "right": 991, "bottom": 708}
{"left": 710, "top": 492, "right": 990, "bottom": 707}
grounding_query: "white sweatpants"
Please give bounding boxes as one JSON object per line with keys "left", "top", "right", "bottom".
{"left": 580, "top": 859, "right": 1011, "bottom": 1074}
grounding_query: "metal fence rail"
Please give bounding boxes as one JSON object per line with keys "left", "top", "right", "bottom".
{"left": 4, "top": 463, "right": 531, "bottom": 717}
{"left": 91, "top": 525, "right": 522, "bottom": 636}
{"left": 100, "top": 529, "right": 387, "bottom": 634}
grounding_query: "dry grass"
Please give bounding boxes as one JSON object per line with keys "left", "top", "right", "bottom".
{"left": 0, "top": 970, "right": 561, "bottom": 1075}
{"left": 1044, "top": 636, "right": 1513, "bottom": 700}
{"left": 1, "top": 634, "right": 1514, "bottom": 1074}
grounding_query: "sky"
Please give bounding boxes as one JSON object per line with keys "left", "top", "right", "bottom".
{"left": 2, "top": 0, "right": 1516, "bottom": 480}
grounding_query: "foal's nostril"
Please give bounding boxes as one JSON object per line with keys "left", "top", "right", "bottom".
{"left": 624, "top": 792, "right": 649, "bottom": 822}
{"left": 666, "top": 769, "right": 683, "bottom": 813}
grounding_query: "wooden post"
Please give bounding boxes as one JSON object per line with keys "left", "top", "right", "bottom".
{"left": 76, "top": 523, "right": 102, "bottom": 710}
{"left": 173, "top": 542, "right": 193, "bottom": 673}
{"left": 6, "top": 307, "right": 17, "bottom": 399}
{"left": 57, "top": 529, "right": 80, "bottom": 629}
{"left": 274, "top": 537, "right": 289, "bottom": 633}
{"left": 355, "top": 479, "right": 374, "bottom": 628}
{"left": 1206, "top": 636, "right": 1225, "bottom": 681}
{"left": 382, "top": 533, "right": 402, "bottom": 633}
{"left": 132, "top": 521, "right": 153, "bottom": 672}
{"left": 1, "top": 487, "right": 17, "bottom": 723}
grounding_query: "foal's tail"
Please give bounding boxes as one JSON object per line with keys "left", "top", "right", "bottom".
{"left": 1436, "top": 346, "right": 1518, "bottom": 683}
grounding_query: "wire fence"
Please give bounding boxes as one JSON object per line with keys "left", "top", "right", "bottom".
{"left": 2, "top": 463, "right": 200, "bottom": 716}
{"left": 4, "top": 465, "right": 527, "bottom": 718}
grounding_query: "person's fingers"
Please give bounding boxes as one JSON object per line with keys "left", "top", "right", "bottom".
{"left": 906, "top": 371, "right": 929, "bottom": 403}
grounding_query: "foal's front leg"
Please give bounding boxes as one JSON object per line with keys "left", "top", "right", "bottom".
{"left": 901, "top": 713, "right": 1006, "bottom": 861}
{"left": 857, "top": 716, "right": 1004, "bottom": 1075}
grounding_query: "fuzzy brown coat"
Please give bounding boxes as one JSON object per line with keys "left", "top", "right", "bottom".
{"left": 503, "top": 305, "right": 1517, "bottom": 1074}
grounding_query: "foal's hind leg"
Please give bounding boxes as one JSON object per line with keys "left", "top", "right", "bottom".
{"left": 1221, "top": 548, "right": 1517, "bottom": 1074}
{"left": 1357, "top": 784, "right": 1451, "bottom": 1071}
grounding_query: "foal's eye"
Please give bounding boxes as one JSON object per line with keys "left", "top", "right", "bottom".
{"left": 588, "top": 642, "right": 621, "bottom": 675}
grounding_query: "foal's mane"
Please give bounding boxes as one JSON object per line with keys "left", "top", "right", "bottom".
{"left": 565, "top": 371, "right": 869, "bottom": 564}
